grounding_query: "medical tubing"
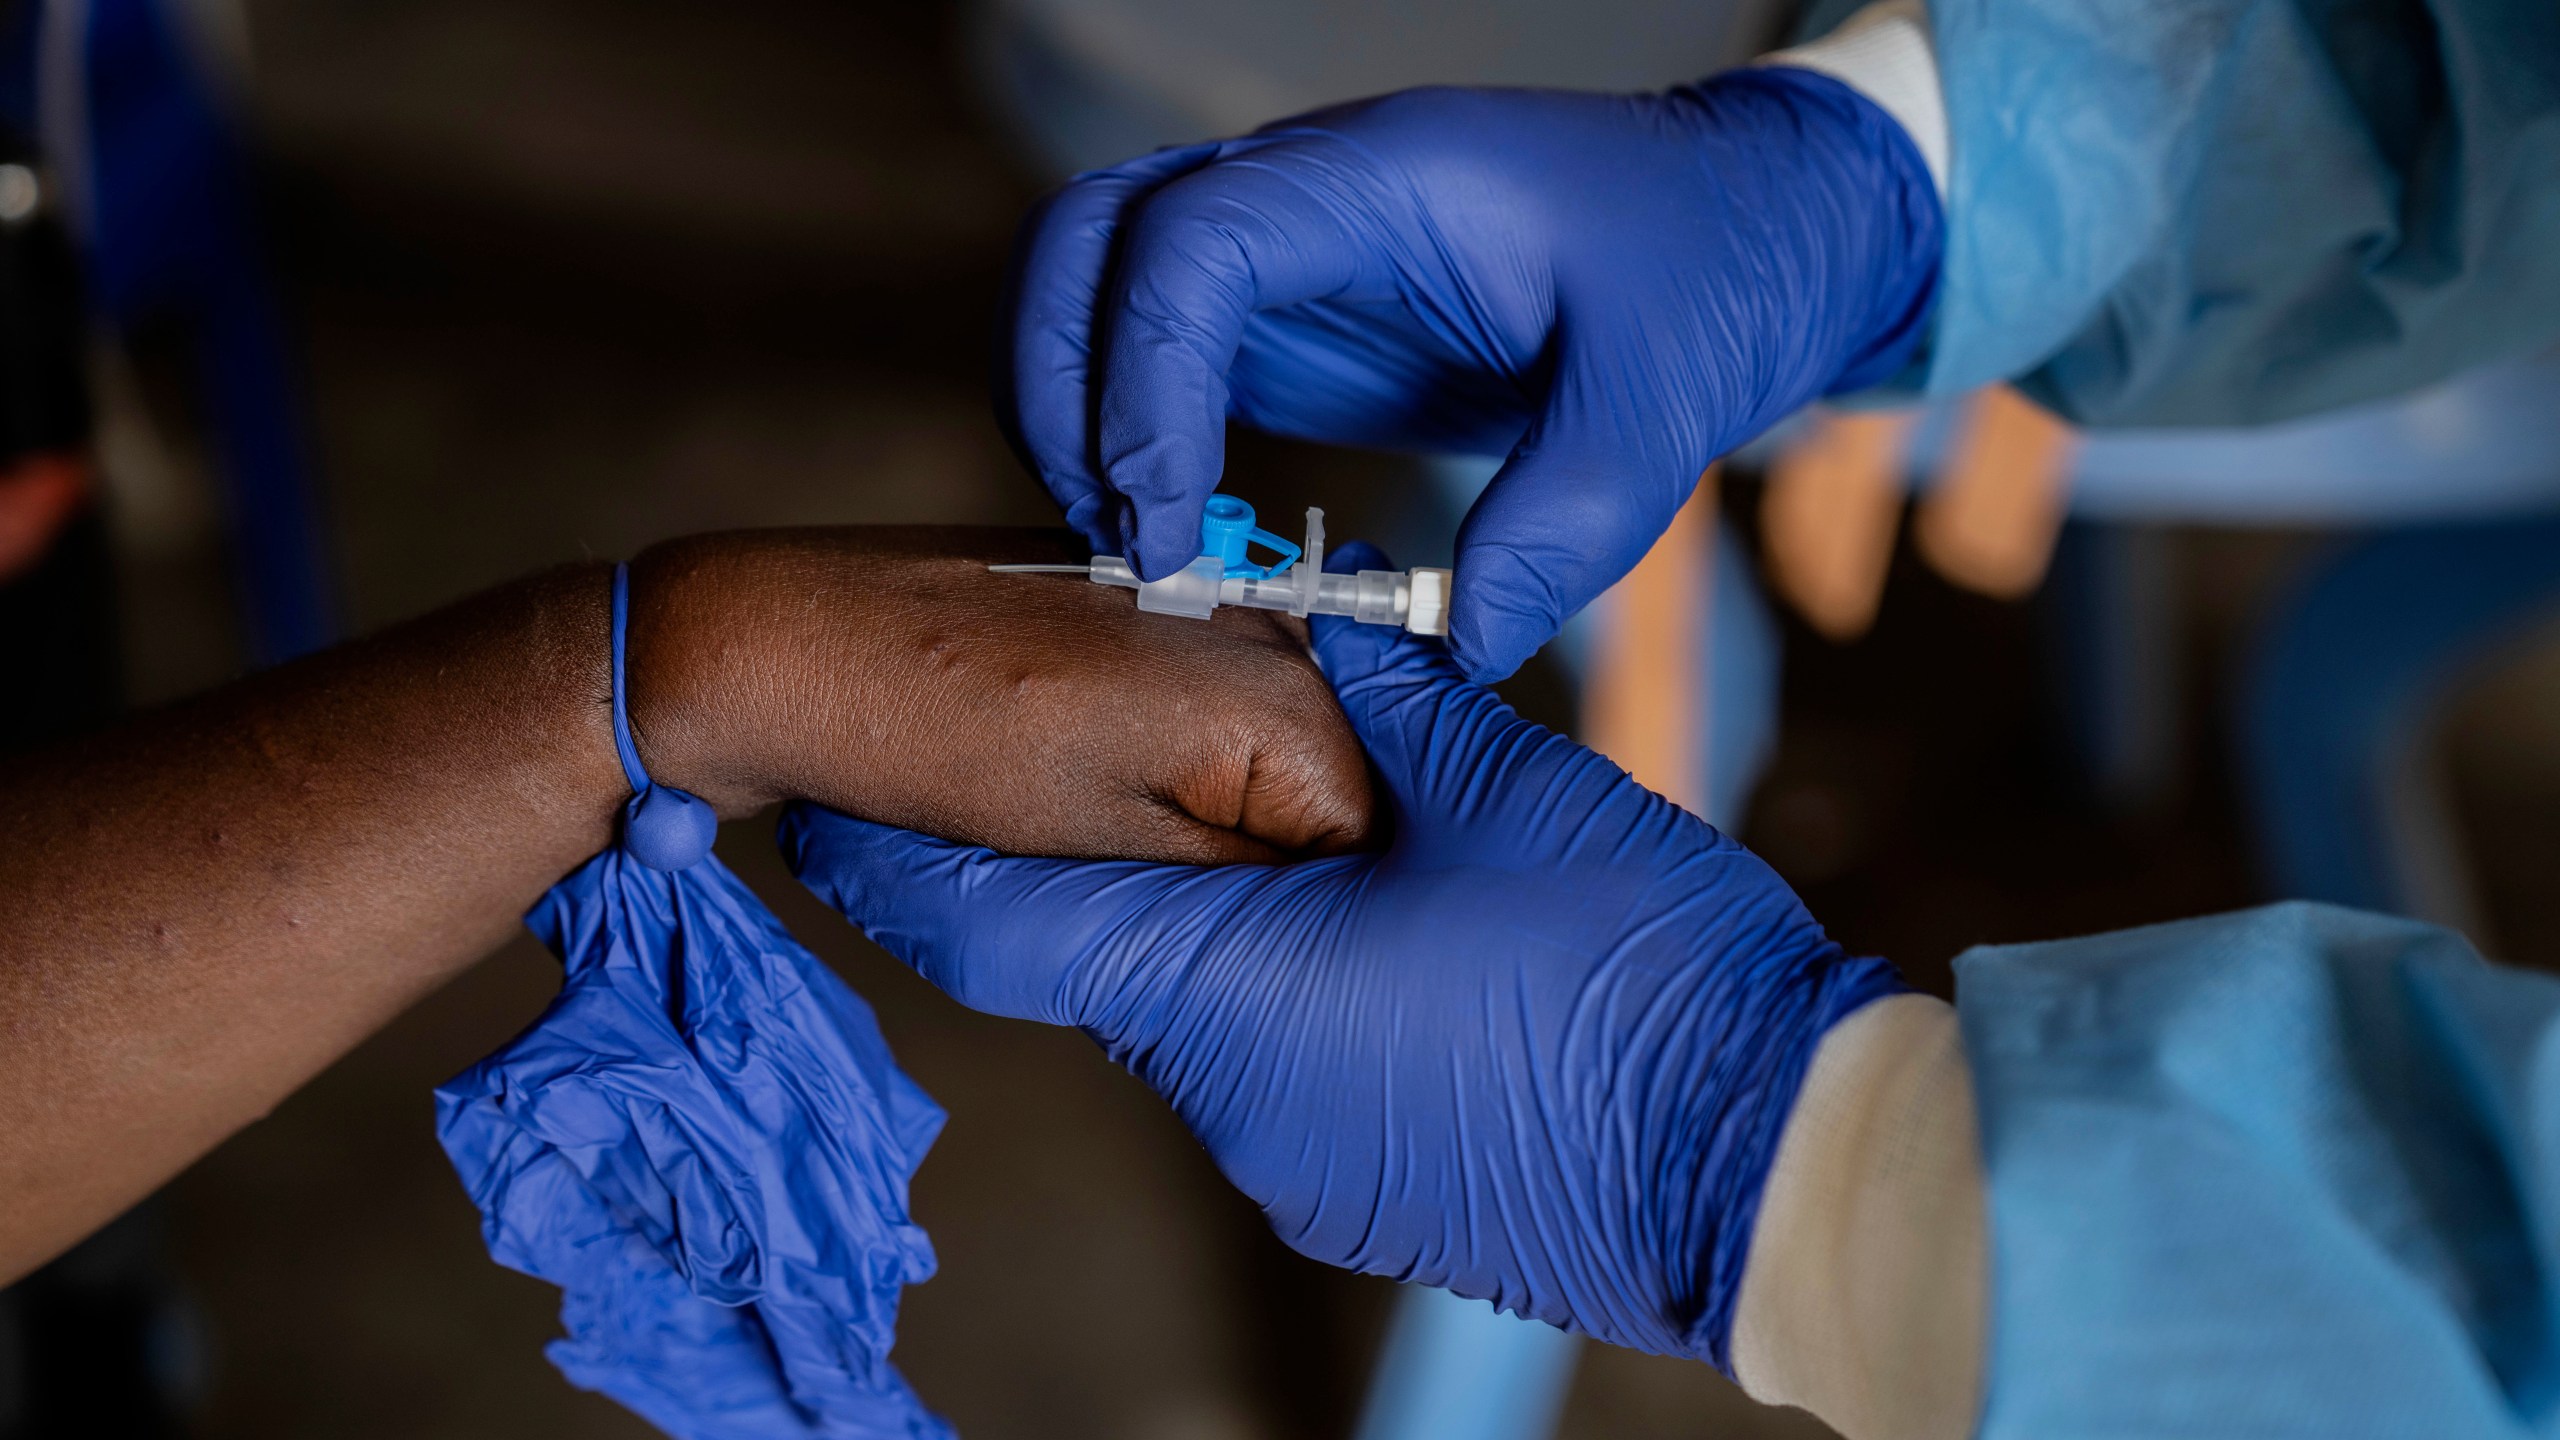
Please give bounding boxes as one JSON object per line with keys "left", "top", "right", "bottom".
{"left": 608, "top": 563, "right": 716, "bottom": 870}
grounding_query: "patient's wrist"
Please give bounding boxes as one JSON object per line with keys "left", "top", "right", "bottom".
{"left": 616, "top": 534, "right": 884, "bottom": 816}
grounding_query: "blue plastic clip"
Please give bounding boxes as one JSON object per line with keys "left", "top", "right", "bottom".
{"left": 1198, "top": 495, "right": 1302, "bottom": 579}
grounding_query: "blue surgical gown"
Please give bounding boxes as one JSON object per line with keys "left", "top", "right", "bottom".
{"left": 1958, "top": 902, "right": 2560, "bottom": 1436}
{"left": 1844, "top": 0, "right": 2560, "bottom": 427}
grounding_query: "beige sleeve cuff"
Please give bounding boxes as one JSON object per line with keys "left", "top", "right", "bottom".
{"left": 1759, "top": 0, "right": 1949, "bottom": 196}
{"left": 1729, "top": 993, "right": 1985, "bottom": 1440}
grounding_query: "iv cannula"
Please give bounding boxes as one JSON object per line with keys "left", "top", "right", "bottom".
{"left": 989, "top": 499, "right": 1451, "bottom": 636}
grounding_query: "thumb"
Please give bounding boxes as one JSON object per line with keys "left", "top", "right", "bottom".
{"left": 1092, "top": 149, "right": 1362, "bottom": 579}
{"left": 1304, "top": 538, "right": 1462, "bottom": 692}
{"left": 1447, "top": 391, "right": 1701, "bottom": 682}
{"left": 1311, "top": 542, "right": 1582, "bottom": 842}
{"left": 779, "top": 804, "right": 1174, "bottom": 1027}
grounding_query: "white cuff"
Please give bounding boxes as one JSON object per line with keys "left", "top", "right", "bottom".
{"left": 1730, "top": 993, "right": 1985, "bottom": 1440}
{"left": 1759, "top": 0, "right": 1949, "bottom": 197}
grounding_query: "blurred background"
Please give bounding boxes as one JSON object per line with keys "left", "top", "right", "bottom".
{"left": 5, "top": 0, "right": 2560, "bottom": 1438}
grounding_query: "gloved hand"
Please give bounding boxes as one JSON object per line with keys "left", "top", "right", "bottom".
{"left": 1000, "top": 67, "right": 1941, "bottom": 681}
{"left": 783, "top": 543, "right": 1903, "bottom": 1366}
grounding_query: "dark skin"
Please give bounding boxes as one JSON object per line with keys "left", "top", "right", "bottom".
{"left": 0, "top": 526, "right": 1372, "bottom": 1284}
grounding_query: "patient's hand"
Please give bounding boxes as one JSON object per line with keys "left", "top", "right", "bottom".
{"left": 626, "top": 528, "right": 1375, "bottom": 863}
{"left": 0, "top": 527, "right": 1367, "bottom": 1281}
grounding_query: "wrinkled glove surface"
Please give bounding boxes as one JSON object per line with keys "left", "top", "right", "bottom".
{"left": 438, "top": 847, "right": 949, "bottom": 1439}
{"left": 787, "top": 543, "right": 1901, "bottom": 1368}
{"left": 1000, "top": 67, "right": 1941, "bottom": 681}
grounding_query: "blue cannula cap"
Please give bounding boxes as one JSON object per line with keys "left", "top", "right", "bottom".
{"left": 1198, "top": 494, "right": 1302, "bottom": 579}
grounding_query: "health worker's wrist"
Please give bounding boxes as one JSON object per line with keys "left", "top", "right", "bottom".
{"left": 1674, "top": 63, "right": 1944, "bottom": 397}
{"left": 1728, "top": 992, "right": 1986, "bottom": 1440}
{"left": 1640, "top": 920, "right": 1907, "bottom": 1370}
{"left": 1760, "top": 0, "right": 1948, "bottom": 197}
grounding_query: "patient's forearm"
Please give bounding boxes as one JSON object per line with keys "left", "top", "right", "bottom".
{"left": 0, "top": 564, "right": 626, "bottom": 1280}
{"left": 0, "top": 526, "right": 1372, "bottom": 1282}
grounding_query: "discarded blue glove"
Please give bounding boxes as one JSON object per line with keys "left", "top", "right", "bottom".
{"left": 784, "top": 543, "right": 1901, "bottom": 1368}
{"left": 437, "top": 848, "right": 949, "bottom": 1439}
{"left": 438, "top": 563, "right": 948, "bottom": 1439}
{"left": 999, "top": 67, "right": 1941, "bottom": 681}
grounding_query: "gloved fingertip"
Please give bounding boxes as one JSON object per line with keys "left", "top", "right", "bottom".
{"left": 1325, "top": 538, "right": 1391, "bottom": 574}
{"left": 778, "top": 805, "right": 969, "bottom": 915}
{"left": 1114, "top": 499, "right": 1146, "bottom": 576}
{"left": 1120, "top": 501, "right": 1194, "bottom": 582}
{"left": 1447, "top": 632, "right": 1527, "bottom": 684}
{"left": 1444, "top": 547, "right": 1556, "bottom": 683}
{"left": 1446, "top": 616, "right": 1533, "bottom": 684}
{"left": 1060, "top": 492, "right": 1117, "bottom": 555}
{"left": 1310, "top": 609, "right": 1400, "bottom": 683}
{"left": 1312, "top": 591, "right": 1475, "bottom": 698}
{"left": 1308, "top": 538, "right": 1413, "bottom": 684}
{"left": 773, "top": 801, "right": 841, "bottom": 873}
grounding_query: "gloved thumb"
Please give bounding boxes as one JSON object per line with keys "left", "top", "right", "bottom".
{"left": 1305, "top": 539, "right": 1462, "bottom": 687}
{"left": 780, "top": 805, "right": 1171, "bottom": 1028}
{"left": 1313, "top": 541, "right": 1581, "bottom": 845}
{"left": 1448, "top": 403, "right": 1700, "bottom": 682}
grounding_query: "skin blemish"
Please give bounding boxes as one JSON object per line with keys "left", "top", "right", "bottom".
{"left": 920, "top": 634, "right": 961, "bottom": 671}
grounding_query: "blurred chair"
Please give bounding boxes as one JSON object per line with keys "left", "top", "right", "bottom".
{"left": 2033, "top": 361, "right": 2560, "bottom": 916}
{"left": 2067, "top": 358, "right": 2560, "bottom": 927}
{"left": 0, "top": 75, "right": 201, "bottom": 1440}
{"left": 1350, "top": 1285, "right": 1578, "bottom": 1440}
{"left": 1765, "top": 355, "right": 2560, "bottom": 930}
{"left": 2236, "top": 518, "right": 2560, "bottom": 927}
{"left": 7, "top": 0, "right": 333, "bottom": 663}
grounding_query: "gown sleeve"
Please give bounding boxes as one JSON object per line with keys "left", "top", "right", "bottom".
{"left": 1811, "top": 0, "right": 2560, "bottom": 427}
{"left": 1956, "top": 901, "right": 2560, "bottom": 1438}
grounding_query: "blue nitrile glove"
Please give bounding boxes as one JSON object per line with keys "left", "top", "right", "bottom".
{"left": 437, "top": 848, "right": 951, "bottom": 1440}
{"left": 439, "top": 566, "right": 948, "bottom": 1439}
{"left": 999, "top": 67, "right": 1941, "bottom": 681}
{"left": 783, "top": 543, "right": 1902, "bottom": 1367}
